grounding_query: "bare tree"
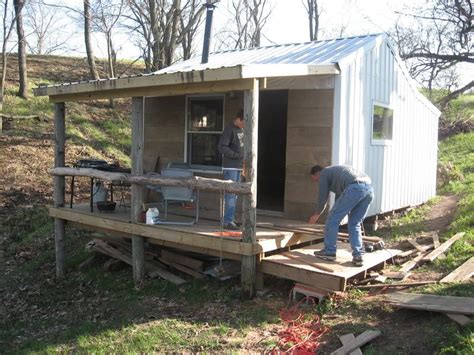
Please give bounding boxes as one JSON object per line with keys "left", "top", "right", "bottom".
{"left": 1, "top": 0, "right": 17, "bottom": 111}
{"left": 303, "top": 0, "right": 320, "bottom": 41}
{"left": 125, "top": 0, "right": 204, "bottom": 72}
{"left": 94, "top": 0, "right": 124, "bottom": 79}
{"left": 24, "top": 0, "right": 73, "bottom": 55}
{"left": 14, "top": 0, "right": 27, "bottom": 98}
{"left": 392, "top": 0, "right": 473, "bottom": 108}
{"left": 220, "top": 0, "right": 271, "bottom": 50}
{"left": 179, "top": 0, "right": 205, "bottom": 60}
{"left": 84, "top": 0, "right": 100, "bottom": 80}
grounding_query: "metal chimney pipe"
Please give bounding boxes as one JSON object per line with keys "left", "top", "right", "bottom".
{"left": 201, "top": 1, "right": 217, "bottom": 64}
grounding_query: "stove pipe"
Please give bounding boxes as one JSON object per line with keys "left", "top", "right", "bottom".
{"left": 201, "top": 1, "right": 217, "bottom": 64}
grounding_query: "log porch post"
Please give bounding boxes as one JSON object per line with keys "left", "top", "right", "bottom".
{"left": 131, "top": 97, "right": 145, "bottom": 284}
{"left": 54, "top": 102, "right": 66, "bottom": 278}
{"left": 241, "top": 79, "right": 259, "bottom": 299}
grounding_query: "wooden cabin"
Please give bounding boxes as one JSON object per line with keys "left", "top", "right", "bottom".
{"left": 34, "top": 34, "right": 438, "bottom": 297}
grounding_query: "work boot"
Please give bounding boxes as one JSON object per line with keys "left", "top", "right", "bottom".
{"left": 224, "top": 221, "right": 239, "bottom": 231}
{"left": 352, "top": 255, "right": 364, "bottom": 267}
{"left": 314, "top": 249, "right": 336, "bottom": 261}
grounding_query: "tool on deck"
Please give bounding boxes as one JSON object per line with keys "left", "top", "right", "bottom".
{"left": 365, "top": 240, "right": 385, "bottom": 252}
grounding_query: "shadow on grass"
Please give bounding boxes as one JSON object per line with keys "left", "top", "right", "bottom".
{"left": 0, "top": 214, "right": 286, "bottom": 353}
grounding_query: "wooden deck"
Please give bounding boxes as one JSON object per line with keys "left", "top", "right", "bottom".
{"left": 260, "top": 242, "right": 400, "bottom": 291}
{"left": 49, "top": 204, "right": 400, "bottom": 291}
{"left": 48, "top": 204, "right": 323, "bottom": 260}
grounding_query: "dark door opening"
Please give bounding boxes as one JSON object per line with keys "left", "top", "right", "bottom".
{"left": 257, "top": 90, "right": 288, "bottom": 212}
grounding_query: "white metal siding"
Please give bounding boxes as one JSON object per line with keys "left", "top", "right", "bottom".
{"left": 333, "top": 40, "right": 439, "bottom": 216}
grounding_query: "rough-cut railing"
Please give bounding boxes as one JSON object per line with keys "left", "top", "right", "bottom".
{"left": 50, "top": 167, "right": 252, "bottom": 195}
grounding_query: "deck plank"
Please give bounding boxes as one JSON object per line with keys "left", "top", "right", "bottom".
{"left": 261, "top": 242, "right": 400, "bottom": 291}
{"left": 386, "top": 292, "right": 474, "bottom": 315}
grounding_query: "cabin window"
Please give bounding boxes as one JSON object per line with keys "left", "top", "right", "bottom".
{"left": 186, "top": 95, "right": 224, "bottom": 169}
{"left": 372, "top": 103, "right": 393, "bottom": 142}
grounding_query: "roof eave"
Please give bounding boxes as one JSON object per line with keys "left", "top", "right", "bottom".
{"left": 33, "top": 63, "right": 340, "bottom": 101}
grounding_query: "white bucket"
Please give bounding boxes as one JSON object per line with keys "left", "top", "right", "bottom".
{"left": 146, "top": 208, "right": 160, "bottom": 224}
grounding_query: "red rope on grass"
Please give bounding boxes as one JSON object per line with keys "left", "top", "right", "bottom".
{"left": 273, "top": 290, "right": 330, "bottom": 354}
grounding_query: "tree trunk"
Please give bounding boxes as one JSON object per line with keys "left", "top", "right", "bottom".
{"left": 84, "top": 0, "right": 100, "bottom": 80}
{"left": 1, "top": 1, "right": 16, "bottom": 112}
{"left": 148, "top": 0, "right": 161, "bottom": 71}
{"left": 14, "top": 0, "right": 27, "bottom": 98}
{"left": 0, "top": 51, "right": 7, "bottom": 112}
{"left": 164, "top": 0, "right": 180, "bottom": 67}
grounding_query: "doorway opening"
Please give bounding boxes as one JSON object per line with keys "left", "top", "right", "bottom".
{"left": 257, "top": 90, "right": 288, "bottom": 212}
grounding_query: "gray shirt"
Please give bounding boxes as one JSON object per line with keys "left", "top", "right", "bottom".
{"left": 315, "top": 165, "right": 371, "bottom": 214}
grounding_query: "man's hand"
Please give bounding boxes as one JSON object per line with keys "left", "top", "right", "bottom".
{"left": 308, "top": 213, "right": 320, "bottom": 224}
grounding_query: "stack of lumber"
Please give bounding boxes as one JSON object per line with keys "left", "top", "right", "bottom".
{"left": 83, "top": 235, "right": 241, "bottom": 284}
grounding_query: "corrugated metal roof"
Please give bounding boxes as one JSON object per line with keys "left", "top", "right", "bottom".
{"left": 33, "top": 33, "right": 384, "bottom": 97}
{"left": 155, "top": 33, "right": 383, "bottom": 74}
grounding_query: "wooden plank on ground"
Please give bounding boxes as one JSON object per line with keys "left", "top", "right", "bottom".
{"left": 386, "top": 292, "right": 474, "bottom": 315}
{"left": 331, "top": 330, "right": 381, "bottom": 355}
{"left": 440, "top": 257, "right": 474, "bottom": 283}
{"left": 338, "top": 334, "right": 363, "bottom": 355}
{"left": 395, "top": 251, "right": 429, "bottom": 280}
{"left": 90, "top": 239, "right": 185, "bottom": 285}
{"left": 397, "top": 242, "right": 434, "bottom": 258}
{"left": 354, "top": 280, "right": 438, "bottom": 289}
{"left": 157, "top": 257, "right": 205, "bottom": 279}
{"left": 421, "top": 232, "right": 465, "bottom": 263}
{"left": 444, "top": 313, "right": 472, "bottom": 326}
{"left": 160, "top": 249, "right": 204, "bottom": 270}
{"left": 146, "top": 264, "right": 186, "bottom": 285}
{"left": 407, "top": 238, "right": 425, "bottom": 252}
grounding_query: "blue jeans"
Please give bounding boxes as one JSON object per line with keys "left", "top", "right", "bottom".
{"left": 223, "top": 170, "right": 241, "bottom": 225}
{"left": 324, "top": 182, "right": 374, "bottom": 257}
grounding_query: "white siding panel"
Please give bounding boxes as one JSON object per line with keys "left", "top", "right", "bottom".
{"left": 333, "top": 41, "right": 439, "bottom": 216}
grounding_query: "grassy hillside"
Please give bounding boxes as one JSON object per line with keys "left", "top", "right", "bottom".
{"left": 0, "top": 55, "right": 473, "bottom": 353}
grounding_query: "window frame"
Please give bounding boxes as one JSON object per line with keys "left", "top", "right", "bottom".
{"left": 371, "top": 101, "right": 394, "bottom": 146}
{"left": 184, "top": 94, "right": 225, "bottom": 172}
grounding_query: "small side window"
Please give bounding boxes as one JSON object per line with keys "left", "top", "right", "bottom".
{"left": 372, "top": 103, "right": 393, "bottom": 142}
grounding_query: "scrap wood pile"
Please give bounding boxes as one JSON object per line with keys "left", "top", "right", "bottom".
{"left": 347, "top": 231, "right": 473, "bottom": 327}
{"left": 351, "top": 232, "right": 469, "bottom": 287}
{"left": 80, "top": 234, "right": 241, "bottom": 285}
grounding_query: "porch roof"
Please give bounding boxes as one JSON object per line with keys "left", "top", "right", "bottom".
{"left": 34, "top": 34, "right": 382, "bottom": 102}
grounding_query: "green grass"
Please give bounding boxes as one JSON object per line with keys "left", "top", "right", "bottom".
{"left": 374, "top": 198, "right": 440, "bottom": 241}
{"left": 1, "top": 83, "right": 473, "bottom": 353}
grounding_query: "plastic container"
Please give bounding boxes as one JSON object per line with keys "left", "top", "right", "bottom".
{"left": 146, "top": 208, "right": 160, "bottom": 224}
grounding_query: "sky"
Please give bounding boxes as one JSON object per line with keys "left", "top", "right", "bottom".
{"left": 76, "top": 0, "right": 426, "bottom": 60}
{"left": 16, "top": 0, "right": 471, "bottom": 86}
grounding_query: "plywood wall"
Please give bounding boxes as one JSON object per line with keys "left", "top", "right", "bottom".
{"left": 143, "top": 93, "right": 244, "bottom": 216}
{"left": 284, "top": 89, "right": 334, "bottom": 219}
{"left": 143, "top": 89, "right": 334, "bottom": 221}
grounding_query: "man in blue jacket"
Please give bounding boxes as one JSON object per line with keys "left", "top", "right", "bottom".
{"left": 218, "top": 110, "right": 245, "bottom": 230}
{"left": 309, "top": 165, "right": 374, "bottom": 266}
